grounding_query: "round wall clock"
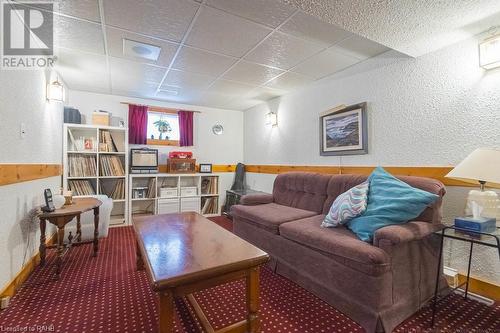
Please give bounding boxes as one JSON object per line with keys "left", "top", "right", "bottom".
{"left": 212, "top": 124, "right": 224, "bottom": 135}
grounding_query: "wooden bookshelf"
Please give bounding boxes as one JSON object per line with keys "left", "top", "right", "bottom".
{"left": 63, "top": 124, "right": 129, "bottom": 226}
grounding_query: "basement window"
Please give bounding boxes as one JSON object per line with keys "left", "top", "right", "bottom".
{"left": 146, "top": 111, "right": 180, "bottom": 146}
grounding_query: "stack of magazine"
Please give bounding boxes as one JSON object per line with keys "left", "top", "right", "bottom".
{"left": 68, "top": 155, "right": 97, "bottom": 177}
{"left": 99, "top": 130, "right": 118, "bottom": 152}
{"left": 100, "top": 155, "right": 125, "bottom": 176}
{"left": 68, "top": 180, "right": 95, "bottom": 195}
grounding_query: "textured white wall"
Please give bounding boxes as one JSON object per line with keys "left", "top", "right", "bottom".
{"left": 66, "top": 91, "right": 244, "bottom": 214}
{"left": 0, "top": 69, "right": 63, "bottom": 290}
{"left": 67, "top": 91, "right": 244, "bottom": 165}
{"left": 243, "top": 35, "right": 500, "bottom": 285}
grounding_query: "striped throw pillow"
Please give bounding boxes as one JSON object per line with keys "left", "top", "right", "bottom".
{"left": 322, "top": 181, "right": 369, "bottom": 227}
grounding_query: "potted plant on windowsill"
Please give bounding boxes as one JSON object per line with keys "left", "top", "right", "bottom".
{"left": 153, "top": 119, "right": 172, "bottom": 140}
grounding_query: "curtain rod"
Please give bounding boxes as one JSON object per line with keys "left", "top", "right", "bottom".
{"left": 120, "top": 102, "right": 201, "bottom": 113}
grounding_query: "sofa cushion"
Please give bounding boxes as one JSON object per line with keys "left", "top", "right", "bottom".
{"left": 231, "top": 203, "right": 317, "bottom": 234}
{"left": 273, "top": 172, "right": 330, "bottom": 213}
{"left": 279, "top": 215, "right": 391, "bottom": 276}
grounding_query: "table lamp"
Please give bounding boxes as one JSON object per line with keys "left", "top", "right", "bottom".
{"left": 445, "top": 148, "right": 500, "bottom": 221}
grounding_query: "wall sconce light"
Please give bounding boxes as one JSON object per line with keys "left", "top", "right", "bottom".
{"left": 46, "top": 78, "right": 65, "bottom": 102}
{"left": 265, "top": 112, "right": 278, "bottom": 127}
{"left": 479, "top": 29, "right": 500, "bottom": 70}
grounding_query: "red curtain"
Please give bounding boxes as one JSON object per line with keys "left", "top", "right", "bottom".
{"left": 128, "top": 104, "right": 148, "bottom": 144}
{"left": 178, "top": 111, "right": 194, "bottom": 147}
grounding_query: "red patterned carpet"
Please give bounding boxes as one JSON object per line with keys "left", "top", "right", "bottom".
{"left": 0, "top": 218, "right": 498, "bottom": 333}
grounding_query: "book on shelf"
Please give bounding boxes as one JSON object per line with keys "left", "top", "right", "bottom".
{"left": 201, "top": 197, "right": 218, "bottom": 214}
{"left": 99, "top": 130, "right": 118, "bottom": 152}
{"left": 201, "top": 177, "right": 218, "bottom": 195}
{"left": 100, "top": 179, "right": 125, "bottom": 200}
{"left": 100, "top": 155, "right": 125, "bottom": 176}
{"left": 146, "top": 178, "right": 156, "bottom": 198}
{"left": 68, "top": 180, "right": 96, "bottom": 196}
{"left": 68, "top": 155, "right": 97, "bottom": 177}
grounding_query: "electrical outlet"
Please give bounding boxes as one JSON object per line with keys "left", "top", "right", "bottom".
{"left": 20, "top": 123, "right": 26, "bottom": 139}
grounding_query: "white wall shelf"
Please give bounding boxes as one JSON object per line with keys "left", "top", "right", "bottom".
{"left": 63, "top": 123, "right": 129, "bottom": 226}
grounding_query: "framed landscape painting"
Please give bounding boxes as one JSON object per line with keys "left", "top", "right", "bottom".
{"left": 320, "top": 102, "right": 368, "bottom": 156}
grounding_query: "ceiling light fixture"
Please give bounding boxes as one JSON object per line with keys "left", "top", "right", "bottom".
{"left": 46, "top": 77, "right": 64, "bottom": 102}
{"left": 123, "top": 39, "right": 161, "bottom": 61}
{"left": 479, "top": 27, "right": 500, "bottom": 70}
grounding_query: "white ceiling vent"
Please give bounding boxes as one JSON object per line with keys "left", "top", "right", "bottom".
{"left": 123, "top": 39, "right": 161, "bottom": 61}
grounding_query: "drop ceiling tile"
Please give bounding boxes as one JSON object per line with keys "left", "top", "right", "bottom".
{"left": 161, "top": 69, "right": 215, "bottom": 91}
{"left": 332, "top": 36, "right": 389, "bottom": 60}
{"left": 172, "top": 46, "right": 237, "bottom": 77}
{"left": 280, "top": 11, "right": 352, "bottom": 47}
{"left": 56, "top": 49, "right": 109, "bottom": 93}
{"left": 245, "top": 31, "right": 324, "bottom": 70}
{"left": 54, "top": 16, "right": 104, "bottom": 54}
{"left": 156, "top": 91, "right": 202, "bottom": 105}
{"left": 186, "top": 6, "right": 272, "bottom": 57}
{"left": 208, "top": 79, "right": 257, "bottom": 96}
{"left": 106, "top": 27, "right": 178, "bottom": 67}
{"left": 112, "top": 80, "right": 160, "bottom": 99}
{"left": 265, "top": 72, "right": 313, "bottom": 91}
{"left": 222, "top": 61, "right": 284, "bottom": 85}
{"left": 205, "top": 0, "right": 295, "bottom": 28}
{"left": 293, "top": 49, "right": 360, "bottom": 80}
{"left": 54, "top": 0, "right": 101, "bottom": 22}
{"left": 109, "top": 57, "right": 166, "bottom": 85}
{"left": 103, "top": 0, "right": 199, "bottom": 42}
{"left": 228, "top": 99, "right": 262, "bottom": 111}
{"left": 192, "top": 92, "right": 236, "bottom": 110}
{"left": 244, "top": 86, "right": 287, "bottom": 101}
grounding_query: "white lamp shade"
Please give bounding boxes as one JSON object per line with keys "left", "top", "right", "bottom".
{"left": 446, "top": 148, "right": 500, "bottom": 186}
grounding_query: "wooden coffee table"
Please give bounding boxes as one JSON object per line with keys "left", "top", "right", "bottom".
{"left": 133, "top": 212, "right": 269, "bottom": 333}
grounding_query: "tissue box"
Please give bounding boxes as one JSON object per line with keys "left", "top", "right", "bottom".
{"left": 454, "top": 216, "right": 497, "bottom": 233}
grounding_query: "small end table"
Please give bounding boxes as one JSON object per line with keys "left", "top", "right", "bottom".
{"left": 431, "top": 224, "right": 500, "bottom": 327}
{"left": 38, "top": 197, "right": 102, "bottom": 278}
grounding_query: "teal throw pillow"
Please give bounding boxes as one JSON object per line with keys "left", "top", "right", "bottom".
{"left": 347, "top": 167, "right": 439, "bottom": 242}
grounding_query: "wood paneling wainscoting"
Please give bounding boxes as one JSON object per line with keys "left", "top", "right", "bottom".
{"left": 146, "top": 164, "right": 480, "bottom": 188}
{"left": 244, "top": 165, "right": 486, "bottom": 188}
{"left": 0, "top": 164, "right": 62, "bottom": 186}
{"left": 158, "top": 164, "right": 237, "bottom": 173}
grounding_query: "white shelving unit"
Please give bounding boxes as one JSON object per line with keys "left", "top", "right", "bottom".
{"left": 128, "top": 173, "right": 220, "bottom": 224}
{"left": 63, "top": 124, "right": 129, "bottom": 226}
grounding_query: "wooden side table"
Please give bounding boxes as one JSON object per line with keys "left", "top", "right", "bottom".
{"left": 38, "top": 197, "right": 102, "bottom": 278}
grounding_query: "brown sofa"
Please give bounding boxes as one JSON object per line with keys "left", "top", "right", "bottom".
{"left": 231, "top": 172, "right": 447, "bottom": 333}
